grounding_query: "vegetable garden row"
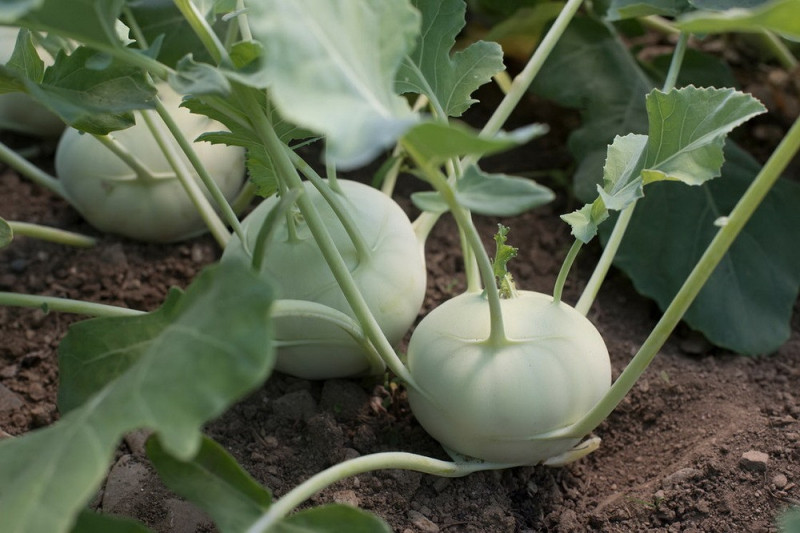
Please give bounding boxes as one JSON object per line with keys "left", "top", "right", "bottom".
{"left": 0, "top": 0, "right": 798, "bottom": 531}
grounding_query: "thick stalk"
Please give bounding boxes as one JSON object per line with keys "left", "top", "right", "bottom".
{"left": 245, "top": 452, "right": 515, "bottom": 533}
{"left": 240, "top": 88, "right": 417, "bottom": 388}
{"left": 576, "top": 32, "right": 690, "bottom": 315}
{"left": 8, "top": 222, "right": 96, "bottom": 247}
{"left": 545, "top": 110, "right": 800, "bottom": 441}
{"left": 575, "top": 204, "right": 635, "bottom": 314}
{"left": 289, "top": 152, "right": 373, "bottom": 262}
{"left": 172, "top": 0, "right": 228, "bottom": 65}
{"left": 479, "top": 0, "right": 585, "bottom": 138}
{"left": 152, "top": 97, "right": 248, "bottom": 247}
{"left": 234, "top": 0, "right": 253, "bottom": 41}
{"left": 0, "top": 292, "right": 143, "bottom": 318}
{"left": 403, "top": 142, "right": 508, "bottom": 346}
{"left": 93, "top": 134, "right": 159, "bottom": 182}
{"left": 0, "top": 141, "right": 66, "bottom": 199}
{"left": 138, "top": 110, "right": 230, "bottom": 247}
{"left": 552, "top": 240, "right": 582, "bottom": 304}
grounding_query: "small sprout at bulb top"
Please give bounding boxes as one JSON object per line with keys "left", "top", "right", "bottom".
{"left": 492, "top": 224, "right": 518, "bottom": 299}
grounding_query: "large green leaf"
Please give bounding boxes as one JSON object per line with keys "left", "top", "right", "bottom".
{"left": 0, "top": 261, "right": 275, "bottom": 533}
{"left": 147, "top": 435, "right": 271, "bottom": 533}
{"left": 608, "top": 145, "right": 800, "bottom": 355}
{"left": 247, "top": 0, "right": 420, "bottom": 169}
{"left": 533, "top": 15, "right": 799, "bottom": 355}
{"left": 676, "top": 0, "right": 800, "bottom": 40}
{"left": 396, "top": 0, "right": 505, "bottom": 117}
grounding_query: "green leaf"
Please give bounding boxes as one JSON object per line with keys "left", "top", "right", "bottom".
{"left": 676, "top": 0, "right": 800, "bottom": 40}
{"left": 560, "top": 199, "right": 608, "bottom": 242}
{"left": 13, "top": 0, "right": 125, "bottom": 48}
{"left": 169, "top": 54, "right": 231, "bottom": 97}
{"left": 531, "top": 17, "right": 652, "bottom": 202}
{"left": 606, "top": 0, "right": 692, "bottom": 20}
{"left": 606, "top": 145, "right": 800, "bottom": 355}
{"left": 455, "top": 166, "right": 555, "bottom": 216}
{"left": 483, "top": 3, "right": 566, "bottom": 58}
{"left": 124, "top": 0, "right": 214, "bottom": 67}
{"left": 70, "top": 510, "right": 155, "bottom": 533}
{"left": 273, "top": 504, "right": 392, "bottom": 533}
{"left": 0, "top": 217, "right": 12, "bottom": 248}
{"left": 598, "top": 133, "right": 648, "bottom": 210}
{"left": 23, "top": 47, "right": 157, "bottom": 134}
{"left": 247, "top": 0, "right": 420, "bottom": 169}
{"left": 0, "top": 0, "right": 44, "bottom": 22}
{"left": 641, "top": 86, "right": 766, "bottom": 185}
{"left": 402, "top": 121, "right": 547, "bottom": 165}
{"left": 410, "top": 165, "right": 554, "bottom": 216}
{"left": 396, "top": 0, "right": 505, "bottom": 117}
{"left": 147, "top": 435, "right": 271, "bottom": 533}
{"left": 0, "top": 261, "right": 275, "bottom": 533}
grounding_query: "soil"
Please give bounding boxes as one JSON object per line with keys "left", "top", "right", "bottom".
{"left": 1, "top": 57, "right": 799, "bottom": 533}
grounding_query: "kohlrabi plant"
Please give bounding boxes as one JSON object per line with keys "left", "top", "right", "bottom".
{"left": 55, "top": 82, "right": 246, "bottom": 243}
{"left": 0, "top": 0, "right": 797, "bottom": 532}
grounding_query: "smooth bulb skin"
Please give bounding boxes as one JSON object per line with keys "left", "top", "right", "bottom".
{"left": 407, "top": 290, "right": 611, "bottom": 465}
{"left": 223, "top": 179, "right": 427, "bottom": 379}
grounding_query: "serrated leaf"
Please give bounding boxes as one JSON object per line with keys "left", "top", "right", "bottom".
{"left": 23, "top": 47, "right": 156, "bottom": 134}
{"left": 606, "top": 0, "right": 692, "bottom": 20}
{"left": 0, "top": 261, "right": 275, "bottom": 533}
{"left": 677, "top": 0, "right": 800, "bottom": 40}
{"left": 642, "top": 86, "right": 766, "bottom": 185}
{"left": 396, "top": 0, "right": 505, "bottom": 117}
{"left": 70, "top": 510, "right": 155, "bottom": 533}
{"left": 247, "top": 0, "right": 420, "bottom": 169}
{"left": 402, "top": 121, "right": 547, "bottom": 165}
{"left": 273, "top": 504, "right": 392, "bottom": 533}
{"left": 606, "top": 145, "right": 800, "bottom": 355}
{"left": 169, "top": 54, "right": 231, "bottom": 97}
{"left": 0, "top": 218, "right": 12, "bottom": 248}
{"left": 147, "top": 435, "right": 271, "bottom": 533}
{"left": 561, "top": 199, "right": 608, "bottom": 242}
{"left": 598, "top": 133, "right": 648, "bottom": 210}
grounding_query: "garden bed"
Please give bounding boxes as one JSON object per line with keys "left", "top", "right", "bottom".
{"left": 1, "top": 126, "right": 798, "bottom": 531}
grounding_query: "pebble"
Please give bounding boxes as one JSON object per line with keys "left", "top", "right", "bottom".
{"left": 272, "top": 389, "right": 317, "bottom": 422}
{"left": 772, "top": 473, "right": 788, "bottom": 489}
{"left": 0, "top": 383, "right": 23, "bottom": 413}
{"left": 163, "top": 498, "right": 214, "bottom": 533}
{"left": 102, "top": 455, "right": 151, "bottom": 513}
{"left": 332, "top": 489, "right": 360, "bottom": 507}
{"left": 408, "top": 510, "right": 439, "bottom": 533}
{"left": 739, "top": 450, "right": 769, "bottom": 472}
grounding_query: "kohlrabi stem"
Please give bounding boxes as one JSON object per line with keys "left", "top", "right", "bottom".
{"left": 552, "top": 240, "right": 583, "bottom": 304}
{"left": 576, "top": 32, "right": 689, "bottom": 315}
{"left": 547, "top": 110, "right": 800, "bottom": 441}
{"left": 172, "top": 0, "right": 229, "bottom": 65}
{"left": 325, "top": 160, "right": 342, "bottom": 193}
{"left": 757, "top": 30, "right": 798, "bottom": 70}
{"left": 152, "top": 96, "right": 248, "bottom": 247}
{"left": 234, "top": 0, "right": 253, "bottom": 41}
{"left": 575, "top": 204, "right": 635, "bottom": 314}
{"left": 271, "top": 300, "right": 386, "bottom": 375}
{"left": 245, "top": 452, "right": 516, "bottom": 533}
{"left": 403, "top": 142, "right": 508, "bottom": 346}
{"left": 460, "top": 227, "right": 483, "bottom": 293}
{"left": 240, "top": 88, "right": 417, "bottom": 388}
{"left": 138, "top": 110, "right": 230, "bottom": 247}
{"left": 93, "top": 134, "right": 159, "bottom": 182}
{"left": 479, "top": 0, "right": 585, "bottom": 139}
{"left": 289, "top": 151, "right": 373, "bottom": 262}
{"left": 0, "top": 292, "right": 144, "bottom": 318}
{"left": 7, "top": 222, "right": 96, "bottom": 247}
{"left": 0, "top": 141, "right": 66, "bottom": 199}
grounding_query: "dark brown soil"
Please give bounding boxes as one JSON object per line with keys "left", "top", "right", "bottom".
{"left": 1, "top": 69, "right": 799, "bottom": 532}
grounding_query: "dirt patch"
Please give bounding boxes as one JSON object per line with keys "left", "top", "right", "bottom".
{"left": 1, "top": 63, "right": 799, "bottom": 531}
